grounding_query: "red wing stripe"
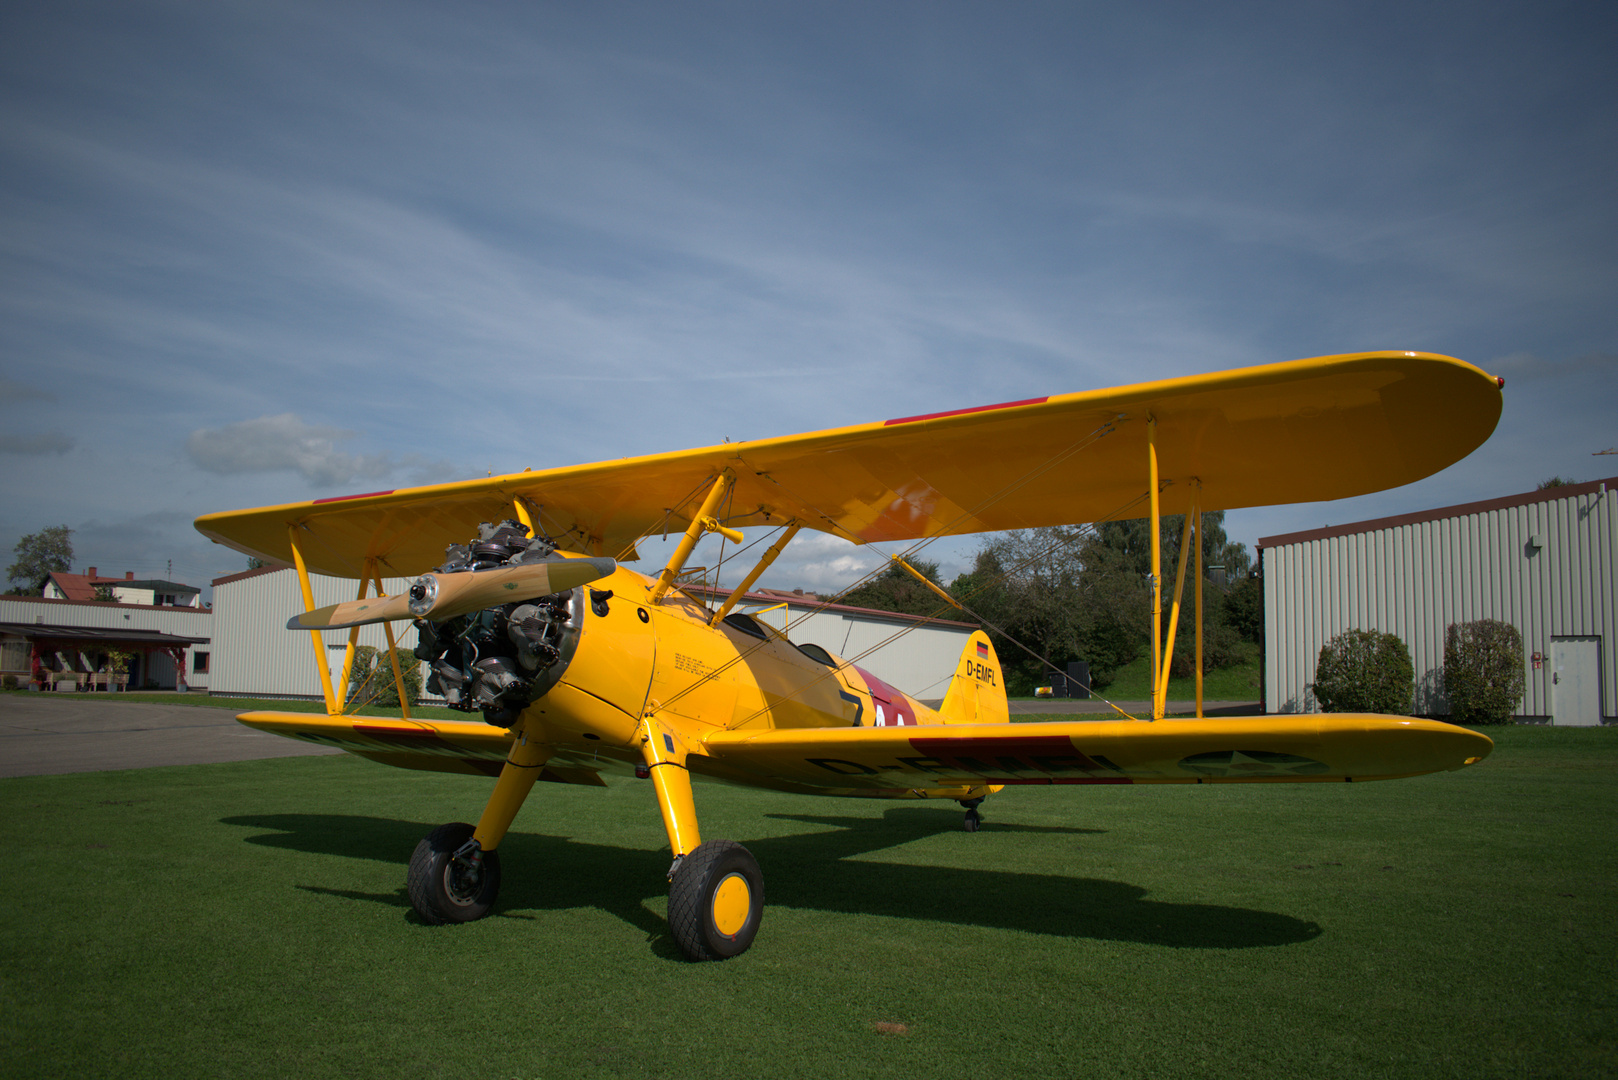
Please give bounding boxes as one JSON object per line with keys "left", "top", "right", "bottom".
{"left": 313, "top": 489, "right": 395, "bottom": 504}
{"left": 884, "top": 397, "right": 1049, "bottom": 426}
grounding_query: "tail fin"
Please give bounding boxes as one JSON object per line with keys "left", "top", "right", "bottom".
{"left": 939, "top": 631, "right": 1009, "bottom": 726}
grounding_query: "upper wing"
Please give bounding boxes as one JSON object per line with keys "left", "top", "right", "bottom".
{"left": 699, "top": 715, "right": 1494, "bottom": 788}
{"left": 195, "top": 351, "right": 1502, "bottom": 576}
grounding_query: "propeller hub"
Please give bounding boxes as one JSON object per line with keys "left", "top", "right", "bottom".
{"left": 408, "top": 575, "right": 438, "bottom": 617}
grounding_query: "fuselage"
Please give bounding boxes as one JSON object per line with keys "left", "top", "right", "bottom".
{"left": 517, "top": 565, "right": 951, "bottom": 788}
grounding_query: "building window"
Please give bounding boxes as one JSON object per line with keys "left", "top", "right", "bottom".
{"left": 2, "top": 640, "right": 28, "bottom": 672}
{"left": 192, "top": 651, "right": 210, "bottom": 674}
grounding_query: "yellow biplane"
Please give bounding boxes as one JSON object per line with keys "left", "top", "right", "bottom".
{"left": 195, "top": 350, "right": 1502, "bottom": 961}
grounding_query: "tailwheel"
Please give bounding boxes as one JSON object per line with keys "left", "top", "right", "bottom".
{"left": 667, "top": 840, "right": 763, "bottom": 961}
{"left": 407, "top": 822, "right": 502, "bottom": 925}
{"left": 961, "top": 796, "right": 984, "bottom": 832}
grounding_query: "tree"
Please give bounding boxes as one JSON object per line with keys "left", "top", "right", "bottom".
{"left": 947, "top": 528, "right": 1096, "bottom": 693}
{"left": 1443, "top": 620, "right": 1525, "bottom": 725}
{"left": 1313, "top": 629, "right": 1414, "bottom": 714}
{"left": 947, "top": 514, "right": 1256, "bottom": 694}
{"left": 838, "top": 558, "right": 949, "bottom": 618}
{"left": 7, "top": 526, "right": 73, "bottom": 593}
{"left": 1075, "top": 512, "right": 1253, "bottom": 679}
{"left": 1537, "top": 477, "right": 1576, "bottom": 489}
{"left": 1222, "top": 571, "right": 1264, "bottom": 645}
{"left": 247, "top": 556, "right": 266, "bottom": 570}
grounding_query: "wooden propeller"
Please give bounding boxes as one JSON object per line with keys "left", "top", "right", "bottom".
{"left": 286, "top": 557, "right": 616, "bottom": 630}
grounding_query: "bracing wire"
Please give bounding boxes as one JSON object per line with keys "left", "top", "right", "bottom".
{"left": 660, "top": 488, "right": 1153, "bottom": 724}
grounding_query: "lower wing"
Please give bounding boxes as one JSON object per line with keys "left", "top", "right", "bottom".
{"left": 237, "top": 711, "right": 603, "bottom": 786}
{"left": 700, "top": 715, "right": 1493, "bottom": 791}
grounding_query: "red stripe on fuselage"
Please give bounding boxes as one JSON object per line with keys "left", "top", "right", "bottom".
{"left": 853, "top": 665, "right": 917, "bottom": 726}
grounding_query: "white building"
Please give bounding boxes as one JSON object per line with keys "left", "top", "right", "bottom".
{"left": 1260, "top": 476, "right": 1616, "bottom": 725}
{"left": 42, "top": 568, "right": 204, "bottom": 608}
{"left": 0, "top": 594, "right": 211, "bottom": 690}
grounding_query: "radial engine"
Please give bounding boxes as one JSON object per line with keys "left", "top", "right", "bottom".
{"left": 413, "top": 520, "right": 584, "bottom": 726}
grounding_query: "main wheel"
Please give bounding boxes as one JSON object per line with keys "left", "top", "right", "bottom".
{"left": 407, "top": 822, "right": 502, "bottom": 925}
{"left": 667, "top": 840, "right": 763, "bottom": 961}
{"left": 963, "top": 807, "right": 982, "bottom": 832}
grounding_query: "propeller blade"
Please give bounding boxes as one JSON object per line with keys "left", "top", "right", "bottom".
{"left": 415, "top": 557, "right": 616, "bottom": 622}
{"left": 284, "top": 557, "right": 616, "bottom": 631}
{"left": 286, "top": 593, "right": 413, "bottom": 630}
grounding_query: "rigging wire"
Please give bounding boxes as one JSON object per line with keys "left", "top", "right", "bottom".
{"left": 660, "top": 489, "right": 1153, "bottom": 724}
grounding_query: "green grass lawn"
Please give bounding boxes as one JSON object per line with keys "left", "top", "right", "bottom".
{"left": 2, "top": 726, "right": 1613, "bottom": 1079}
{"left": 1083, "top": 655, "right": 1263, "bottom": 702}
{"left": 1011, "top": 656, "right": 1262, "bottom": 707}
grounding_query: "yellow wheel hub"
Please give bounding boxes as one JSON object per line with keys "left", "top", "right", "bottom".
{"left": 710, "top": 872, "right": 752, "bottom": 938}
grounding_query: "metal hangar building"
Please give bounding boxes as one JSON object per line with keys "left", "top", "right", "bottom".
{"left": 1260, "top": 475, "right": 1615, "bottom": 725}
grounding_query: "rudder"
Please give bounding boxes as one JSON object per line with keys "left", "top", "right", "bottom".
{"left": 939, "top": 631, "right": 1009, "bottom": 726}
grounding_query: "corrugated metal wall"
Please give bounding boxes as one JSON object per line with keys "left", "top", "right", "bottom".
{"left": 1264, "top": 483, "right": 1616, "bottom": 719}
{"left": 211, "top": 568, "right": 429, "bottom": 701}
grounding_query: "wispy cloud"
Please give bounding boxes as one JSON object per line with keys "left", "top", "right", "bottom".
{"left": 185, "top": 414, "right": 454, "bottom": 487}
{"left": 0, "top": 431, "right": 73, "bottom": 455}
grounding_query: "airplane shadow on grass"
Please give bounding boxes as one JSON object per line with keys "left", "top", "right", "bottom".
{"left": 222, "top": 806, "right": 1321, "bottom": 954}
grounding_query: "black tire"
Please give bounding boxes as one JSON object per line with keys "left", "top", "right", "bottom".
{"left": 407, "top": 822, "right": 502, "bottom": 925}
{"left": 963, "top": 807, "right": 982, "bottom": 832}
{"left": 667, "top": 840, "right": 763, "bottom": 961}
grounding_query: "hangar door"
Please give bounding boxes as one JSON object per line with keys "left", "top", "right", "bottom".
{"left": 1550, "top": 636, "right": 1602, "bottom": 726}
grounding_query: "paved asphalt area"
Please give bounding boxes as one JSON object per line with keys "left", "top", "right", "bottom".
{"left": 0, "top": 696, "right": 341, "bottom": 779}
{"left": 0, "top": 694, "right": 1262, "bottom": 779}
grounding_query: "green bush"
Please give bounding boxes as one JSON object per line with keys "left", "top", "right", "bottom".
{"left": 2, "top": 674, "right": 17, "bottom": 691}
{"left": 1313, "top": 628, "right": 1414, "bottom": 714}
{"left": 346, "top": 645, "right": 422, "bottom": 708}
{"left": 1443, "top": 620, "right": 1525, "bottom": 724}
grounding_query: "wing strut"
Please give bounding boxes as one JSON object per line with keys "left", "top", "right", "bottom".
{"left": 891, "top": 553, "right": 968, "bottom": 613}
{"left": 370, "top": 561, "right": 413, "bottom": 720}
{"left": 1155, "top": 507, "right": 1196, "bottom": 718}
{"left": 711, "top": 521, "right": 802, "bottom": 626}
{"left": 649, "top": 470, "right": 740, "bottom": 603}
{"left": 288, "top": 524, "right": 339, "bottom": 713}
{"left": 1148, "top": 418, "right": 1163, "bottom": 719}
{"left": 335, "top": 566, "right": 371, "bottom": 709}
{"left": 1144, "top": 423, "right": 1206, "bottom": 721}
{"left": 1193, "top": 489, "right": 1204, "bottom": 719}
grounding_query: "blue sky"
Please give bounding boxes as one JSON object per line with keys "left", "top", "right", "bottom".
{"left": 2, "top": 1, "right": 1613, "bottom": 597}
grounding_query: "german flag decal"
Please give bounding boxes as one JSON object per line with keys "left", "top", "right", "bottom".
{"left": 976, "top": 641, "right": 989, "bottom": 660}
